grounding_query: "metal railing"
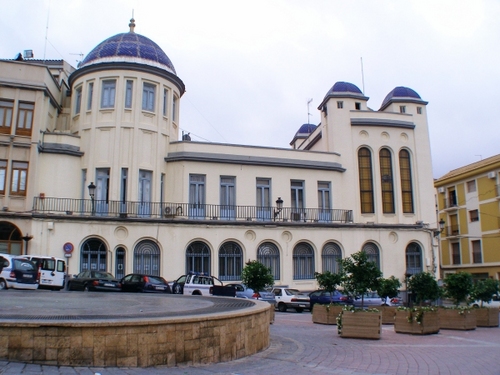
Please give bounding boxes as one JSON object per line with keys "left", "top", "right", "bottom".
{"left": 32, "top": 197, "right": 354, "bottom": 224}
{"left": 444, "top": 225, "right": 460, "bottom": 237}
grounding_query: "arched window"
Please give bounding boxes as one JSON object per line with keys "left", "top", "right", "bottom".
{"left": 186, "top": 241, "right": 211, "bottom": 274}
{"left": 80, "top": 238, "right": 107, "bottom": 272}
{"left": 322, "top": 242, "right": 342, "bottom": 273}
{"left": 380, "top": 148, "right": 395, "bottom": 213}
{"left": 406, "top": 242, "right": 422, "bottom": 275}
{"left": 399, "top": 149, "right": 414, "bottom": 213}
{"left": 358, "top": 148, "right": 374, "bottom": 213}
{"left": 0, "top": 222, "right": 23, "bottom": 255}
{"left": 134, "top": 240, "right": 160, "bottom": 276}
{"left": 293, "top": 242, "right": 315, "bottom": 280}
{"left": 362, "top": 242, "right": 380, "bottom": 269}
{"left": 257, "top": 242, "right": 280, "bottom": 280}
{"left": 115, "top": 247, "right": 126, "bottom": 279}
{"left": 219, "top": 241, "right": 243, "bottom": 281}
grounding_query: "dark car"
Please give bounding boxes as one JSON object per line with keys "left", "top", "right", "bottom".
{"left": 120, "top": 273, "right": 172, "bottom": 293}
{"left": 308, "top": 290, "right": 353, "bottom": 309}
{"left": 0, "top": 254, "right": 39, "bottom": 290}
{"left": 171, "top": 274, "right": 187, "bottom": 294}
{"left": 67, "top": 270, "right": 121, "bottom": 292}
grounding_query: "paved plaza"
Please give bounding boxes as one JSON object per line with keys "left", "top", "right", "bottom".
{"left": 1, "top": 293, "right": 500, "bottom": 375}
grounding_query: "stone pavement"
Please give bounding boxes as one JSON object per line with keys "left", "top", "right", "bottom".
{"left": 1, "top": 309, "right": 500, "bottom": 375}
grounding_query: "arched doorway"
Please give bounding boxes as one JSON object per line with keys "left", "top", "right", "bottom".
{"left": 80, "top": 238, "right": 108, "bottom": 272}
{"left": 0, "top": 222, "right": 23, "bottom": 255}
{"left": 186, "top": 241, "right": 211, "bottom": 274}
{"left": 133, "top": 240, "right": 160, "bottom": 276}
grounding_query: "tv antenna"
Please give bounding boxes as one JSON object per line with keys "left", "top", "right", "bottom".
{"left": 307, "top": 98, "right": 313, "bottom": 124}
{"left": 70, "top": 53, "right": 84, "bottom": 65}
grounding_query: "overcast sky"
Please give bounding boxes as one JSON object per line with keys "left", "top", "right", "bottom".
{"left": 2, "top": 0, "right": 499, "bottom": 178}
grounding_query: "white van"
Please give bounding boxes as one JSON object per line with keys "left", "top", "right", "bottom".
{"left": 25, "top": 255, "right": 66, "bottom": 291}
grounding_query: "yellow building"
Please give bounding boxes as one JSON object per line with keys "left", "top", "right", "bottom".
{"left": 435, "top": 154, "right": 500, "bottom": 280}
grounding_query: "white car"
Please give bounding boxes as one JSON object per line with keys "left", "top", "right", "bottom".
{"left": 471, "top": 294, "right": 500, "bottom": 309}
{"left": 272, "top": 287, "right": 310, "bottom": 313}
{"left": 0, "top": 253, "right": 39, "bottom": 290}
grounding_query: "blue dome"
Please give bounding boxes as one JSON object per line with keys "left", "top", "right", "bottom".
{"left": 380, "top": 86, "right": 425, "bottom": 109}
{"left": 296, "top": 123, "right": 317, "bottom": 135}
{"left": 79, "top": 21, "right": 176, "bottom": 75}
{"left": 319, "top": 82, "right": 368, "bottom": 108}
{"left": 327, "top": 81, "right": 363, "bottom": 95}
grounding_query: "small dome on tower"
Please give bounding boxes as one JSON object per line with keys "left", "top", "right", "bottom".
{"left": 380, "top": 86, "right": 427, "bottom": 110}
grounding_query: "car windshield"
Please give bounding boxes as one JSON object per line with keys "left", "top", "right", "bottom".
{"left": 95, "top": 272, "right": 114, "bottom": 279}
{"left": 148, "top": 276, "right": 165, "bottom": 284}
{"left": 285, "top": 289, "right": 301, "bottom": 296}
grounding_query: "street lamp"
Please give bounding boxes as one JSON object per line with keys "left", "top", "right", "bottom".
{"left": 273, "top": 197, "right": 283, "bottom": 221}
{"left": 434, "top": 218, "right": 446, "bottom": 237}
{"left": 404, "top": 270, "right": 412, "bottom": 307}
{"left": 88, "top": 182, "right": 96, "bottom": 215}
{"left": 21, "top": 233, "right": 33, "bottom": 256}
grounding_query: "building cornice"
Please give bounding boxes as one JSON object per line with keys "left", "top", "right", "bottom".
{"left": 37, "top": 142, "right": 84, "bottom": 157}
{"left": 351, "top": 118, "right": 415, "bottom": 129}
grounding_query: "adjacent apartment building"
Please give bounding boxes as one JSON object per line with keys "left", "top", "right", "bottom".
{"left": 0, "top": 20, "right": 439, "bottom": 289}
{"left": 435, "top": 154, "right": 500, "bottom": 280}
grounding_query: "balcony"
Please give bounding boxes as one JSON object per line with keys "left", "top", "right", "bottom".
{"left": 444, "top": 225, "right": 460, "bottom": 237}
{"left": 443, "top": 198, "right": 459, "bottom": 211}
{"left": 32, "top": 197, "right": 353, "bottom": 224}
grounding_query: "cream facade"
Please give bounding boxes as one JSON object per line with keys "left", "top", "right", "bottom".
{"left": 0, "top": 21, "right": 439, "bottom": 290}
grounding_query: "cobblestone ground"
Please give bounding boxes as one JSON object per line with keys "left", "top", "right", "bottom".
{"left": 1, "top": 310, "right": 500, "bottom": 375}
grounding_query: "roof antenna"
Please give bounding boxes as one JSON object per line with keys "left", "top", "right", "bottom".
{"left": 360, "top": 57, "right": 365, "bottom": 94}
{"left": 43, "top": 0, "right": 51, "bottom": 62}
{"left": 307, "top": 98, "right": 313, "bottom": 124}
{"left": 129, "top": 10, "right": 135, "bottom": 33}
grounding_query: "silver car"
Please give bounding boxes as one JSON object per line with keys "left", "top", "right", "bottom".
{"left": 225, "top": 283, "right": 276, "bottom": 304}
{"left": 353, "top": 292, "right": 393, "bottom": 308}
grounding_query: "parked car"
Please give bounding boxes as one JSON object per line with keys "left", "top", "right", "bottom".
{"left": 67, "top": 271, "right": 121, "bottom": 292}
{"left": 171, "top": 274, "right": 187, "bottom": 294}
{"left": 272, "top": 287, "right": 310, "bottom": 312}
{"left": 225, "top": 283, "right": 276, "bottom": 304}
{"left": 182, "top": 272, "right": 234, "bottom": 296}
{"left": 0, "top": 253, "right": 39, "bottom": 290}
{"left": 353, "top": 291, "right": 397, "bottom": 308}
{"left": 25, "top": 255, "right": 66, "bottom": 291}
{"left": 308, "top": 290, "right": 353, "bottom": 309}
{"left": 120, "top": 273, "right": 172, "bottom": 293}
{"left": 471, "top": 294, "right": 500, "bottom": 309}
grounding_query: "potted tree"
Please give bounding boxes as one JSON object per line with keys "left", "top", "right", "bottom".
{"left": 312, "top": 270, "right": 343, "bottom": 325}
{"left": 377, "top": 276, "right": 401, "bottom": 324}
{"left": 394, "top": 272, "right": 440, "bottom": 334}
{"left": 241, "top": 260, "right": 275, "bottom": 323}
{"left": 337, "top": 251, "right": 382, "bottom": 339}
{"left": 470, "top": 278, "right": 499, "bottom": 327}
{"left": 440, "top": 272, "right": 476, "bottom": 330}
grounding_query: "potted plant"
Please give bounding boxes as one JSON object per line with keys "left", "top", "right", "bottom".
{"left": 337, "top": 251, "right": 382, "bottom": 339}
{"left": 470, "top": 278, "right": 499, "bottom": 327}
{"left": 394, "top": 272, "right": 440, "bottom": 334}
{"left": 312, "top": 270, "right": 343, "bottom": 325}
{"left": 440, "top": 272, "right": 476, "bottom": 330}
{"left": 377, "top": 276, "right": 401, "bottom": 324}
{"left": 241, "top": 260, "right": 275, "bottom": 323}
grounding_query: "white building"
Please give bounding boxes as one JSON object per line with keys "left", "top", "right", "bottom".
{"left": 0, "top": 20, "right": 438, "bottom": 289}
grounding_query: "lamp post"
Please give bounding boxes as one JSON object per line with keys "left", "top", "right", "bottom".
{"left": 273, "top": 197, "right": 283, "bottom": 221}
{"left": 88, "top": 182, "right": 96, "bottom": 215}
{"left": 404, "top": 271, "right": 412, "bottom": 307}
{"left": 21, "top": 233, "right": 33, "bottom": 256}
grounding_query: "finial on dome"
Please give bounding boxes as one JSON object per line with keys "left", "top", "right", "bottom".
{"left": 129, "top": 18, "right": 136, "bottom": 33}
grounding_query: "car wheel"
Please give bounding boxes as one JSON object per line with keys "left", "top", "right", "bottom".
{"left": 473, "top": 303, "right": 479, "bottom": 308}
{"left": 278, "top": 303, "right": 287, "bottom": 312}
{"left": 173, "top": 284, "right": 182, "bottom": 294}
{"left": 0, "top": 279, "right": 7, "bottom": 290}
{"left": 83, "top": 285, "right": 90, "bottom": 292}
{"left": 295, "top": 307, "right": 303, "bottom": 313}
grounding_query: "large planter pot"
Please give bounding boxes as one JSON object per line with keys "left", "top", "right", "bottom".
{"left": 475, "top": 307, "right": 499, "bottom": 327}
{"left": 439, "top": 308, "right": 476, "bottom": 330}
{"left": 312, "top": 304, "right": 343, "bottom": 325}
{"left": 394, "top": 309, "right": 439, "bottom": 335}
{"left": 380, "top": 305, "right": 398, "bottom": 324}
{"left": 339, "top": 309, "right": 381, "bottom": 339}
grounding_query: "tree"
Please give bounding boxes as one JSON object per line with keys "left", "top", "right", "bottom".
{"left": 314, "top": 270, "right": 343, "bottom": 304}
{"left": 240, "top": 260, "right": 274, "bottom": 293}
{"left": 339, "top": 251, "right": 382, "bottom": 309}
{"left": 443, "top": 272, "right": 473, "bottom": 307}
{"left": 377, "top": 276, "right": 401, "bottom": 305}
{"left": 407, "top": 272, "right": 440, "bottom": 306}
{"left": 470, "top": 278, "right": 499, "bottom": 307}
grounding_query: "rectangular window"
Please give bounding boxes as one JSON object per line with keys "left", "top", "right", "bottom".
{"left": 417, "top": 106, "right": 422, "bottom": 114}
{"left": 291, "top": 180, "right": 304, "bottom": 221}
{"left": 75, "top": 86, "right": 82, "bottom": 114}
{"left": 11, "top": 161, "right": 28, "bottom": 196}
{"left": 163, "top": 88, "right": 168, "bottom": 117}
{"left": 469, "top": 209, "right": 479, "bottom": 222}
{"left": 120, "top": 168, "right": 128, "bottom": 214}
{"left": 256, "top": 178, "right": 271, "bottom": 220}
{"left": 0, "top": 100, "right": 13, "bottom": 134}
{"left": 359, "top": 148, "right": 375, "bottom": 214}
{"left": 101, "top": 80, "right": 116, "bottom": 109}
{"left": 472, "top": 240, "right": 482, "bottom": 263}
{"left": 125, "top": 80, "right": 133, "bottom": 109}
{"left": 16, "top": 102, "right": 34, "bottom": 136}
{"left": 399, "top": 105, "right": 406, "bottom": 113}
{"left": 317, "top": 181, "right": 331, "bottom": 222}
{"left": 337, "top": 101, "right": 343, "bottom": 109}
{"left": 355, "top": 102, "right": 361, "bottom": 110}
{"left": 142, "top": 82, "right": 155, "bottom": 112}
{"left": 189, "top": 174, "right": 205, "bottom": 219}
{"left": 220, "top": 176, "right": 236, "bottom": 220}
{"left": 0, "top": 160, "right": 7, "bottom": 194}
{"left": 466, "top": 180, "right": 476, "bottom": 193}
{"left": 172, "top": 95, "right": 178, "bottom": 122}
{"left": 448, "top": 188, "right": 457, "bottom": 207}
{"left": 451, "top": 242, "right": 461, "bottom": 265}
{"left": 87, "top": 82, "right": 94, "bottom": 110}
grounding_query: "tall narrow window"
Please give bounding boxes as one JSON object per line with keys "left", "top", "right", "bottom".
{"left": 405, "top": 243, "right": 422, "bottom": 275}
{"left": 125, "top": 80, "right": 133, "bottom": 109}
{"left": 399, "top": 149, "right": 414, "bottom": 213}
{"left": 172, "top": 95, "right": 178, "bottom": 122}
{"left": 337, "top": 101, "right": 343, "bottom": 109}
{"left": 220, "top": 176, "right": 235, "bottom": 220}
{"left": 11, "top": 161, "right": 28, "bottom": 196}
{"left": 291, "top": 180, "right": 304, "bottom": 221}
{"left": 16, "top": 102, "right": 34, "bottom": 136}
{"left": 218, "top": 242, "right": 243, "bottom": 281}
{"left": 120, "top": 168, "right": 128, "bottom": 214}
{"left": 0, "top": 160, "right": 7, "bottom": 194}
{"left": 101, "top": 80, "right": 116, "bottom": 109}
{"left": 163, "top": 88, "right": 168, "bottom": 117}
{"left": 380, "top": 148, "right": 395, "bottom": 213}
{"left": 257, "top": 242, "right": 280, "bottom": 280}
{"left": 358, "top": 148, "right": 374, "bottom": 213}
{"left": 186, "top": 241, "right": 211, "bottom": 274}
{"left": 256, "top": 178, "right": 271, "bottom": 221}
{"left": 362, "top": 242, "right": 380, "bottom": 269}
{"left": 142, "top": 82, "right": 155, "bottom": 112}
{"left": 293, "top": 242, "right": 315, "bottom": 280}
{"left": 322, "top": 242, "right": 341, "bottom": 273}
{"left": 87, "top": 82, "right": 94, "bottom": 110}
{"left": 317, "top": 181, "right": 331, "bottom": 222}
{"left": 75, "top": 86, "right": 82, "bottom": 114}
{"left": 472, "top": 240, "right": 482, "bottom": 263}
{"left": 451, "top": 242, "right": 461, "bottom": 265}
{"left": 399, "top": 105, "right": 406, "bottom": 113}
{"left": 0, "top": 100, "right": 13, "bottom": 134}
{"left": 189, "top": 174, "right": 205, "bottom": 219}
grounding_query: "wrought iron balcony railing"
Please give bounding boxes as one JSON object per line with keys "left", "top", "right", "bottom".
{"left": 32, "top": 197, "right": 353, "bottom": 224}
